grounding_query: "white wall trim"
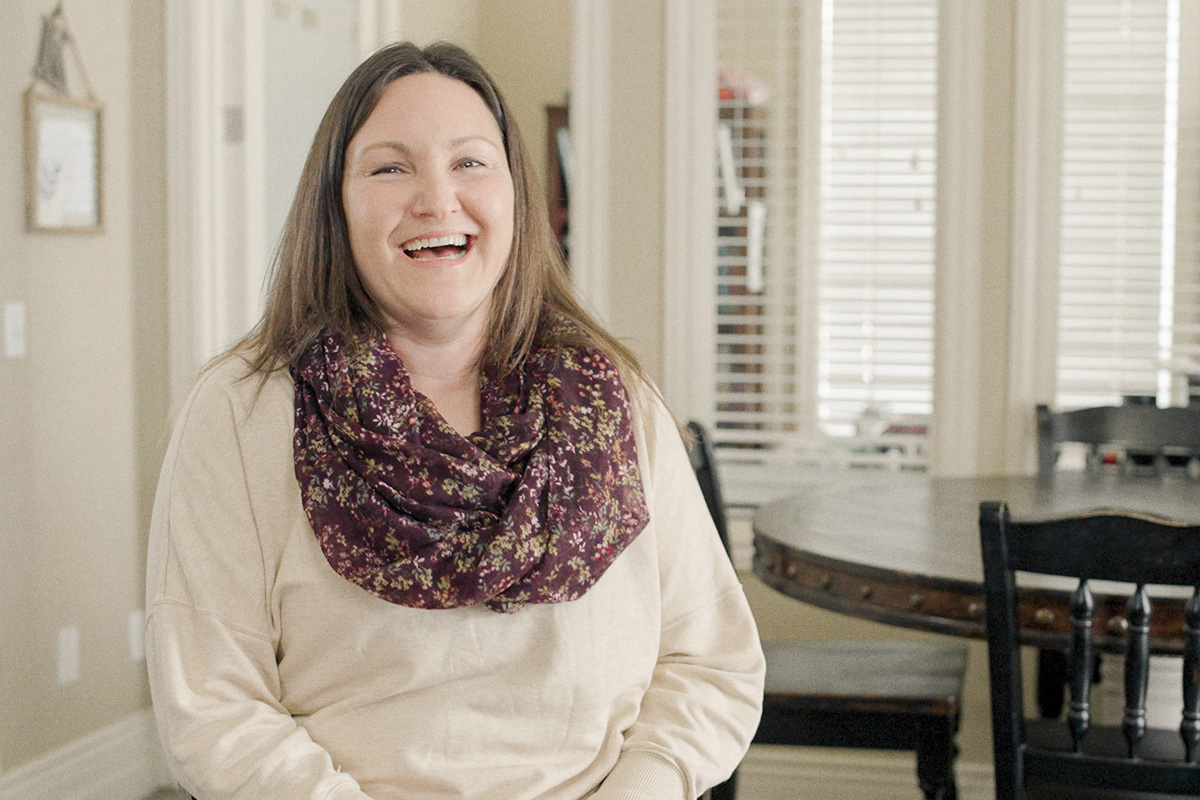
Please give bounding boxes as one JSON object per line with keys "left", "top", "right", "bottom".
{"left": 929, "top": 0, "right": 988, "bottom": 477}
{"left": 166, "top": 1, "right": 215, "bottom": 401}
{"left": 0, "top": 709, "right": 172, "bottom": 800}
{"left": 357, "top": 0, "right": 379, "bottom": 55}
{"left": 167, "top": 0, "right": 228, "bottom": 397}
{"left": 357, "top": 0, "right": 403, "bottom": 56}
{"left": 243, "top": 1, "right": 268, "bottom": 336}
{"left": 1004, "top": 0, "right": 1065, "bottom": 474}
{"left": 661, "top": 0, "right": 716, "bottom": 421}
{"left": 568, "top": 0, "right": 612, "bottom": 325}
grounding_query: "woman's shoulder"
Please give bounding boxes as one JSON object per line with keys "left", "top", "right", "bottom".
{"left": 620, "top": 373, "right": 686, "bottom": 468}
{"left": 537, "top": 308, "right": 677, "bottom": 435}
{"left": 176, "top": 351, "right": 293, "bottom": 433}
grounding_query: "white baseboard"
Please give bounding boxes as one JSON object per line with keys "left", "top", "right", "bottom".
{"left": 738, "top": 745, "right": 994, "bottom": 800}
{"left": 0, "top": 709, "right": 174, "bottom": 800}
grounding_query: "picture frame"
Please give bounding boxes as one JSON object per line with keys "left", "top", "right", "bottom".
{"left": 24, "top": 87, "right": 103, "bottom": 233}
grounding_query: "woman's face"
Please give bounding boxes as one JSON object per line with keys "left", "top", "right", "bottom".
{"left": 342, "top": 72, "right": 515, "bottom": 342}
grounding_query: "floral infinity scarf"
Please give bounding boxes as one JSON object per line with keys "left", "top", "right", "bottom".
{"left": 290, "top": 321, "right": 649, "bottom": 613}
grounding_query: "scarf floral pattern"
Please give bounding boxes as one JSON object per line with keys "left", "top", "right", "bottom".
{"left": 290, "top": 321, "right": 649, "bottom": 613}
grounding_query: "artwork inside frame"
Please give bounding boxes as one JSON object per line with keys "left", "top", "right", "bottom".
{"left": 24, "top": 87, "right": 103, "bottom": 233}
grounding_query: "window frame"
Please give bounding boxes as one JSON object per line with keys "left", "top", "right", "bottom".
{"left": 1007, "top": 0, "right": 1200, "bottom": 470}
{"left": 1005, "top": 0, "right": 1067, "bottom": 473}
{"left": 661, "top": 0, "right": 989, "bottom": 489}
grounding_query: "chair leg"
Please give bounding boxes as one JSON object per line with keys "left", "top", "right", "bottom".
{"left": 708, "top": 767, "right": 738, "bottom": 800}
{"left": 914, "top": 716, "right": 958, "bottom": 800}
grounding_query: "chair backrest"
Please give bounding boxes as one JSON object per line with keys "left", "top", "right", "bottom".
{"left": 685, "top": 421, "right": 730, "bottom": 556}
{"left": 1035, "top": 403, "right": 1200, "bottom": 475}
{"left": 978, "top": 501, "right": 1200, "bottom": 799}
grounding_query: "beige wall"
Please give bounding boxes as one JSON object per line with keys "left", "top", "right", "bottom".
{"left": 401, "top": 0, "right": 572, "bottom": 213}
{"left": 0, "top": 0, "right": 169, "bottom": 773}
{"left": 976, "top": 0, "right": 1017, "bottom": 473}
{"left": 476, "top": 0, "right": 572, "bottom": 191}
{"left": 0, "top": 0, "right": 1023, "bottom": 779}
{"left": 0, "top": 0, "right": 572, "bottom": 776}
{"left": 400, "top": 0, "right": 480, "bottom": 53}
{"left": 605, "top": 1, "right": 666, "bottom": 382}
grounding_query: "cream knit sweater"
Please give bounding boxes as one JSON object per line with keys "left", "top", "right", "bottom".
{"left": 146, "top": 356, "right": 764, "bottom": 800}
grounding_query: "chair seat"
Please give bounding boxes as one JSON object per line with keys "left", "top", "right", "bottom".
{"left": 1026, "top": 720, "right": 1192, "bottom": 764}
{"left": 1021, "top": 720, "right": 1200, "bottom": 796}
{"left": 762, "top": 639, "right": 968, "bottom": 715}
{"left": 1027, "top": 782, "right": 1195, "bottom": 800}
{"left": 756, "top": 639, "right": 968, "bottom": 757}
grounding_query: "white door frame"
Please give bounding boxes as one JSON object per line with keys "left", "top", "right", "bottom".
{"left": 165, "top": 0, "right": 225, "bottom": 399}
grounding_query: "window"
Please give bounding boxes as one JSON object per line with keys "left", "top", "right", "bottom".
{"left": 1054, "top": 0, "right": 1200, "bottom": 409}
{"left": 713, "top": 0, "right": 938, "bottom": 476}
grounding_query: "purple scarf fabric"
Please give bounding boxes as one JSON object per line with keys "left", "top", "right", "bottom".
{"left": 290, "top": 321, "right": 649, "bottom": 613}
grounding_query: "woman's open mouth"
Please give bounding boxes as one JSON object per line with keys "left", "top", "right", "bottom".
{"left": 401, "top": 233, "right": 472, "bottom": 261}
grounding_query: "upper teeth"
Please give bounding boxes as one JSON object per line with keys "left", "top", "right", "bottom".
{"left": 403, "top": 233, "right": 467, "bottom": 251}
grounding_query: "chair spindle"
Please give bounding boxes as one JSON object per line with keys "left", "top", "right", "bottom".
{"left": 1123, "top": 584, "right": 1151, "bottom": 758}
{"left": 1068, "top": 579, "right": 1095, "bottom": 752}
{"left": 1184, "top": 587, "right": 1200, "bottom": 763}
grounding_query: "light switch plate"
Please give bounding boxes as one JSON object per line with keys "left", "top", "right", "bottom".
{"left": 4, "top": 301, "right": 26, "bottom": 359}
{"left": 128, "top": 609, "right": 146, "bottom": 662}
{"left": 58, "top": 625, "right": 80, "bottom": 686}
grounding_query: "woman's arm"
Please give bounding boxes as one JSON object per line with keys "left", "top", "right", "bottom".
{"left": 145, "top": 363, "right": 373, "bottom": 800}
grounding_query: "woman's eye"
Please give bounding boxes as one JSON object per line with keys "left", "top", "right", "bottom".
{"left": 370, "top": 164, "right": 403, "bottom": 175}
{"left": 456, "top": 158, "right": 483, "bottom": 169}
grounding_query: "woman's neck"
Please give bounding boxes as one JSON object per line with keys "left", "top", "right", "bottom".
{"left": 386, "top": 326, "right": 484, "bottom": 437}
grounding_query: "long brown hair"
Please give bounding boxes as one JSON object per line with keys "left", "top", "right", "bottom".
{"left": 238, "top": 40, "right": 648, "bottom": 394}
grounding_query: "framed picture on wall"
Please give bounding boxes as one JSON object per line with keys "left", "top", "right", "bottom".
{"left": 24, "top": 88, "right": 103, "bottom": 233}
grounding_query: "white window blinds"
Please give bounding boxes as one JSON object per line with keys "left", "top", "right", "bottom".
{"left": 716, "top": 3, "right": 804, "bottom": 455}
{"left": 818, "top": 0, "right": 938, "bottom": 434}
{"left": 1055, "top": 0, "right": 1200, "bottom": 408}
{"left": 714, "top": 0, "right": 938, "bottom": 466}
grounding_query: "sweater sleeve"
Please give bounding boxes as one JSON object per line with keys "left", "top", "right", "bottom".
{"left": 144, "top": 365, "right": 373, "bottom": 800}
{"left": 591, "top": 395, "right": 766, "bottom": 800}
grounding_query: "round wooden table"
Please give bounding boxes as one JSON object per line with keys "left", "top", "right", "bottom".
{"left": 752, "top": 471, "right": 1200, "bottom": 654}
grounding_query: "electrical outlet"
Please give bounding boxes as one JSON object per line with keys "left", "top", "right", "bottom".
{"left": 57, "top": 625, "right": 80, "bottom": 686}
{"left": 128, "top": 609, "right": 146, "bottom": 662}
{"left": 4, "top": 301, "right": 26, "bottom": 359}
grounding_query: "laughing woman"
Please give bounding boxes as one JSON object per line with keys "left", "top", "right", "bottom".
{"left": 145, "top": 41, "right": 763, "bottom": 800}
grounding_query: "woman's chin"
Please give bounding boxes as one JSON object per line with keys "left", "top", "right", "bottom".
{"left": 382, "top": 298, "right": 494, "bottom": 339}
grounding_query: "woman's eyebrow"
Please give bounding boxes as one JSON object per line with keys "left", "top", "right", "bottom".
{"left": 355, "top": 141, "right": 410, "bottom": 158}
{"left": 355, "top": 136, "right": 502, "bottom": 157}
{"left": 449, "top": 135, "right": 502, "bottom": 148}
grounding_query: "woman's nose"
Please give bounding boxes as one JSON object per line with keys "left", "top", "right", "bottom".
{"left": 410, "top": 172, "right": 459, "bottom": 218}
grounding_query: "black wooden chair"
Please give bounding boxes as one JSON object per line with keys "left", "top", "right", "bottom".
{"left": 979, "top": 501, "right": 1200, "bottom": 799}
{"left": 1035, "top": 403, "right": 1200, "bottom": 720}
{"left": 686, "top": 422, "right": 968, "bottom": 800}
